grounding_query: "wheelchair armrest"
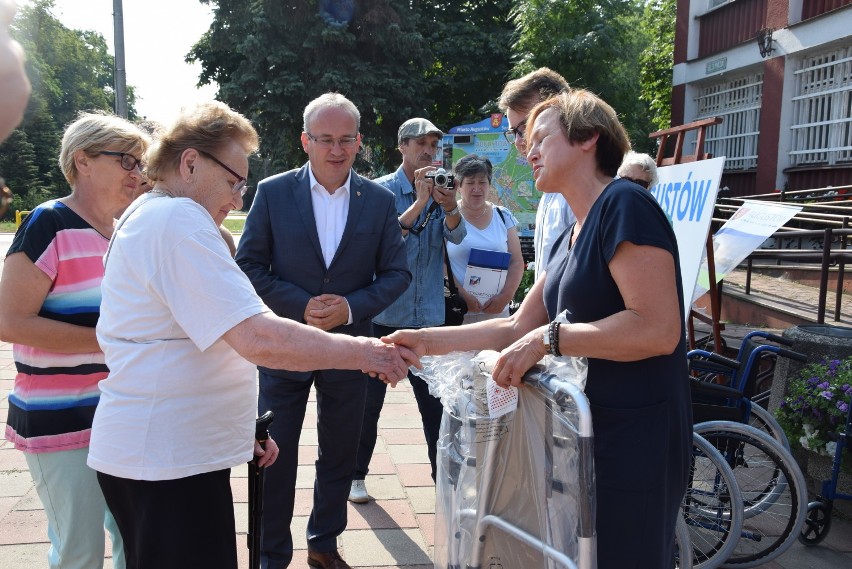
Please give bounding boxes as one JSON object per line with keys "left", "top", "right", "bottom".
{"left": 687, "top": 349, "right": 741, "bottom": 370}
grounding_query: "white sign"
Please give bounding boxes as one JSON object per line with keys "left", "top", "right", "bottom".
{"left": 649, "top": 157, "right": 725, "bottom": 318}
{"left": 692, "top": 200, "right": 802, "bottom": 302}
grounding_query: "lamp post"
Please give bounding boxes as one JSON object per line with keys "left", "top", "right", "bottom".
{"left": 113, "top": 0, "right": 127, "bottom": 117}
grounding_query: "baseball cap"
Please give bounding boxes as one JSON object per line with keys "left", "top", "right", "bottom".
{"left": 398, "top": 118, "right": 443, "bottom": 144}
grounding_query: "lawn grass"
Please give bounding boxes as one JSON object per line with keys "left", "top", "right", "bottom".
{"left": 222, "top": 214, "right": 246, "bottom": 234}
{"left": 0, "top": 221, "right": 17, "bottom": 233}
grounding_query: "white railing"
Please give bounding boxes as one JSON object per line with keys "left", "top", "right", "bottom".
{"left": 789, "top": 46, "right": 852, "bottom": 166}
{"left": 693, "top": 72, "right": 763, "bottom": 170}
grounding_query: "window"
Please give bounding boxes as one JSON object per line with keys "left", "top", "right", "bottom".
{"left": 693, "top": 72, "right": 763, "bottom": 170}
{"left": 789, "top": 45, "right": 852, "bottom": 167}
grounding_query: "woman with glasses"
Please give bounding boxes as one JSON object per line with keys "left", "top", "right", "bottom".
{"left": 86, "top": 101, "right": 414, "bottom": 569}
{"left": 446, "top": 154, "right": 524, "bottom": 323}
{"left": 0, "top": 112, "right": 150, "bottom": 569}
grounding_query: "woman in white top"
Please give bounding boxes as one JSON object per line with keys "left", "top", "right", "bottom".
{"left": 87, "top": 102, "right": 416, "bottom": 569}
{"left": 447, "top": 154, "right": 524, "bottom": 323}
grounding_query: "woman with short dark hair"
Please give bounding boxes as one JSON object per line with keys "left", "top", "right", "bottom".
{"left": 447, "top": 153, "right": 524, "bottom": 322}
{"left": 387, "top": 90, "right": 691, "bottom": 568}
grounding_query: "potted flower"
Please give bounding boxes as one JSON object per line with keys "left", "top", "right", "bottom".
{"left": 776, "top": 356, "right": 852, "bottom": 477}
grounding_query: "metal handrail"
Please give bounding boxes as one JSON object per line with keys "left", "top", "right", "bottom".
{"left": 738, "top": 228, "right": 852, "bottom": 323}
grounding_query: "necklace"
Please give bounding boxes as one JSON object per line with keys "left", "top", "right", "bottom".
{"left": 149, "top": 188, "right": 175, "bottom": 198}
{"left": 462, "top": 202, "right": 489, "bottom": 220}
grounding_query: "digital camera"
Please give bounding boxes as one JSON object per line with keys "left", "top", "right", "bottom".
{"left": 425, "top": 168, "right": 455, "bottom": 189}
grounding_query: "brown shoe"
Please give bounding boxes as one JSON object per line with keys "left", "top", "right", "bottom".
{"left": 306, "top": 549, "right": 352, "bottom": 569}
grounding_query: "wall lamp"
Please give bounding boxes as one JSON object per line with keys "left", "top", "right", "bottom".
{"left": 757, "top": 27, "right": 775, "bottom": 58}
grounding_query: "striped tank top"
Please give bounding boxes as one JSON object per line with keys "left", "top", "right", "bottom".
{"left": 4, "top": 200, "right": 109, "bottom": 453}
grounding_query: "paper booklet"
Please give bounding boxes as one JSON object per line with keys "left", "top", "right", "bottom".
{"left": 462, "top": 248, "right": 512, "bottom": 302}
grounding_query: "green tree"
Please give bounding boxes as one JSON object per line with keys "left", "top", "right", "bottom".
{"left": 0, "top": 129, "right": 46, "bottom": 219}
{"left": 420, "top": 0, "right": 515, "bottom": 128}
{"left": 1, "top": 0, "right": 137, "bottom": 208}
{"left": 190, "top": 1, "right": 516, "bottom": 178}
{"left": 190, "top": 0, "right": 431, "bottom": 177}
{"left": 510, "top": 0, "right": 656, "bottom": 151}
{"left": 639, "top": 0, "right": 675, "bottom": 134}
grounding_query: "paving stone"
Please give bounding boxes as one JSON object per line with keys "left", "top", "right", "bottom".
{"left": 346, "top": 499, "right": 418, "bottom": 530}
{"left": 383, "top": 390, "right": 416, "bottom": 404}
{"left": 395, "top": 464, "right": 434, "bottom": 487}
{"left": 0, "top": 496, "right": 18, "bottom": 522}
{"left": 299, "top": 428, "right": 318, "bottom": 446}
{"left": 13, "top": 487, "right": 40, "bottom": 510}
{"left": 416, "top": 513, "right": 436, "bottom": 548}
{"left": 387, "top": 444, "right": 430, "bottom": 465}
{"left": 0, "top": 509, "right": 48, "bottom": 544}
{"left": 363, "top": 474, "right": 406, "bottom": 500}
{"left": 364, "top": 452, "right": 395, "bottom": 475}
{"left": 405, "top": 487, "right": 436, "bottom": 515}
{"left": 0, "top": 471, "right": 32, "bottom": 498}
{"left": 378, "top": 414, "right": 424, "bottom": 429}
{"left": 0, "top": 543, "right": 50, "bottom": 569}
{"left": 379, "top": 428, "right": 426, "bottom": 446}
{"left": 341, "top": 528, "right": 431, "bottom": 567}
{"left": 378, "top": 403, "right": 420, "bottom": 417}
{"left": 298, "top": 445, "right": 318, "bottom": 465}
{"left": 0, "top": 447, "right": 27, "bottom": 471}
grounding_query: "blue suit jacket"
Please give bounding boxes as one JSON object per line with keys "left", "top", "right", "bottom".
{"left": 236, "top": 163, "right": 411, "bottom": 379}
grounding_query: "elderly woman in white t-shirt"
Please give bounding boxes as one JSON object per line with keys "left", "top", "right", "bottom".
{"left": 447, "top": 154, "right": 524, "bottom": 323}
{"left": 87, "top": 102, "right": 416, "bottom": 569}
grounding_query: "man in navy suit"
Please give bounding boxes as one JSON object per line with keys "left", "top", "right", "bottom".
{"left": 237, "top": 93, "right": 411, "bottom": 569}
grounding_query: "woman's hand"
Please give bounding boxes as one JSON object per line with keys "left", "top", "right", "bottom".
{"left": 491, "top": 325, "right": 549, "bottom": 388}
{"left": 461, "top": 289, "right": 482, "bottom": 314}
{"left": 481, "top": 292, "right": 510, "bottom": 314}
{"left": 382, "top": 328, "right": 429, "bottom": 358}
{"left": 254, "top": 436, "right": 280, "bottom": 468}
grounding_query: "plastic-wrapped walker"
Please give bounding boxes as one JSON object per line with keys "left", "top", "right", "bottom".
{"left": 414, "top": 351, "right": 596, "bottom": 569}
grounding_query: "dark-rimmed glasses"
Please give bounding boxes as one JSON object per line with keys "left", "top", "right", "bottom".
{"left": 305, "top": 133, "right": 360, "bottom": 149}
{"left": 621, "top": 176, "right": 651, "bottom": 189}
{"left": 197, "top": 149, "right": 248, "bottom": 196}
{"left": 503, "top": 118, "right": 529, "bottom": 145}
{"left": 100, "top": 151, "right": 143, "bottom": 172}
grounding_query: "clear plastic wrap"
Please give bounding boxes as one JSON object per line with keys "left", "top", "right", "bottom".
{"left": 413, "top": 351, "right": 596, "bottom": 569}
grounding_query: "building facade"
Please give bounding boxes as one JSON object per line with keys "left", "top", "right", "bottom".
{"left": 672, "top": 0, "right": 852, "bottom": 196}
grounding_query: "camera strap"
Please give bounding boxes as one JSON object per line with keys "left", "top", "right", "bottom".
{"left": 407, "top": 200, "right": 441, "bottom": 235}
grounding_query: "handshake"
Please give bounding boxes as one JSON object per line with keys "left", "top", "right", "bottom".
{"left": 357, "top": 333, "right": 423, "bottom": 387}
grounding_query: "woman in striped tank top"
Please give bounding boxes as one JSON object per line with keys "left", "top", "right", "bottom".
{"left": 0, "top": 113, "right": 150, "bottom": 569}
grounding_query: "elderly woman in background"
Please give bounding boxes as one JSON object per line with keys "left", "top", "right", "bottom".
{"left": 0, "top": 112, "right": 150, "bottom": 569}
{"left": 387, "top": 90, "right": 691, "bottom": 568}
{"left": 617, "top": 150, "right": 659, "bottom": 190}
{"left": 447, "top": 154, "right": 524, "bottom": 322}
{"left": 86, "top": 102, "right": 414, "bottom": 569}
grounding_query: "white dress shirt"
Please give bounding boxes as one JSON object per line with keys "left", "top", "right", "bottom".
{"left": 308, "top": 167, "right": 353, "bottom": 324}
{"left": 534, "top": 192, "right": 576, "bottom": 281}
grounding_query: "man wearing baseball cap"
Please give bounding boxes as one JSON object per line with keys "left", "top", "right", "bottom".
{"left": 349, "top": 118, "right": 465, "bottom": 503}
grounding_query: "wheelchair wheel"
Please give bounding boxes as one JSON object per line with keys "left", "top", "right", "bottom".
{"left": 747, "top": 404, "right": 791, "bottom": 451}
{"left": 682, "top": 433, "right": 744, "bottom": 569}
{"left": 694, "top": 422, "right": 806, "bottom": 568}
{"left": 799, "top": 500, "right": 832, "bottom": 545}
{"left": 675, "top": 514, "right": 695, "bottom": 569}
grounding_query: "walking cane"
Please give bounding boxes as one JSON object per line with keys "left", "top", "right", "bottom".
{"left": 248, "top": 410, "right": 274, "bottom": 569}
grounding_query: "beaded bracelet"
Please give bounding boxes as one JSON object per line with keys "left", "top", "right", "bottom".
{"left": 548, "top": 320, "right": 563, "bottom": 357}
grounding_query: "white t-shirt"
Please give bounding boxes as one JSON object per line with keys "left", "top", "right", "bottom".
{"left": 88, "top": 194, "right": 268, "bottom": 481}
{"left": 447, "top": 206, "right": 518, "bottom": 317}
{"left": 534, "top": 192, "right": 576, "bottom": 281}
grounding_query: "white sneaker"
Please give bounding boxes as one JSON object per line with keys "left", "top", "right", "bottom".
{"left": 348, "top": 480, "right": 369, "bottom": 503}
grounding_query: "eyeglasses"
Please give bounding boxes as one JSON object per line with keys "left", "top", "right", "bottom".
{"left": 306, "top": 133, "right": 360, "bottom": 149}
{"left": 503, "top": 118, "right": 529, "bottom": 145}
{"left": 100, "top": 151, "right": 143, "bottom": 172}
{"left": 621, "top": 176, "right": 651, "bottom": 189}
{"left": 197, "top": 149, "right": 248, "bottom": 196}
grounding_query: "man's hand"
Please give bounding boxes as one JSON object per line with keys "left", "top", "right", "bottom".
{"left": 412, "top": 166, "right": 435, "bottom": 207}
{"left": 305, "top": 294, "right": 349, "bottom": 331}
{"left": 253, "top": 436, "right": 280, "bottom": 468}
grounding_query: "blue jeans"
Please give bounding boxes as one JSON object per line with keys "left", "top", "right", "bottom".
{"left": 354, "top": 324, "right": 444, "bottom": 482}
